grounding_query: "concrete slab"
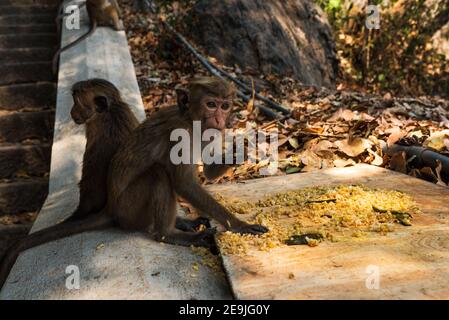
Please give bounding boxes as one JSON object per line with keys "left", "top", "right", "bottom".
{"left": 0, "top": 2, "right": 231, "bottom": 299}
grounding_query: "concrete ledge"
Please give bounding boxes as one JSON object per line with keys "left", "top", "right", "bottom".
{"left": 0, "top": 2, "right": 231, "bottom": 299}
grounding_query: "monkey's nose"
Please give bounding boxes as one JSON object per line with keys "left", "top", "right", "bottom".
{"left": 215, "top": 117, "right": 225, "bottom": 129}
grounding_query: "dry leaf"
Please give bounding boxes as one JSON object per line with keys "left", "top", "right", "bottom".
{"left": 367, "top": 149, "right": 383, "bottom": 166}
{"left": 335, "top": 137, "right": 372, "bottom": 157}
{"left": 387, "top": 127, "right": 407, "bottom": 147}
{"left": 435, "top": 160, "right": 447, "bottom": 186}
{"left": 299, "top": 149, "right": 321, "bottom": 168}
{"left": 423, "top": 130, "right": 449, "bottom": 151}
{"left": 333, "top": 158, "right": 356, "bottom": 167}
{"left": 288, "top": 137, "right": 300, "bottom": 149}
{"left": 329, "top": 108, "right": 356, "bottom": 122}
{"left": 389, "top": 151, "right": 407, "bottom": 173}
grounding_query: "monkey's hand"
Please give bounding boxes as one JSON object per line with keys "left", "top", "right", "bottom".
{"left": 231, "top": 223, "right": 268, "bottom": 235}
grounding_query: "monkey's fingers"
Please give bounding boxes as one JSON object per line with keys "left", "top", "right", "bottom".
{"left": 175, "top": 217, "right": 211, "bottom": 232}
{"left": 235, "top": 224, "right": 269, "bottom": 235}
{"left": 193, "top": 217, "right": 212, "bottom": 229}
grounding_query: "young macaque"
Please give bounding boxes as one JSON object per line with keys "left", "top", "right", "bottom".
{"left": 0, "top": 78, "right": 138, "bottom": 287}
{"left": 106, "top": 76, "right": 268, "bottom": 247}
{"left": 53, "top": 0, "right": 124, "bottom": 73}
{"left": 68, "top": 78, "right": 140, "bottom": 221}
{"left": 0, "top": 77, "right": 268, "bottom": 288}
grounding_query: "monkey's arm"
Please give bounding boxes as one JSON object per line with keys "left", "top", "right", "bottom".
{"left": 202, "top": 141, "right": 235, "bottom": 180}
{"left": 173, "top": 165, "right": 267, "bottom": 235}
{"left": 203, "top": 163, "right": 232, "bottom": 180}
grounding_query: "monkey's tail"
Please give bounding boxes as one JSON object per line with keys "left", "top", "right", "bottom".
{"left": 52, "top": 19, "right": 98, "bottom": 74}
{"left": 0, "top": 212, "right": 112, "bottom": 289}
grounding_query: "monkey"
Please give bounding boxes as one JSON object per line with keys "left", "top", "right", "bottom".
{"left": 67, "top": 78, "right": 140, "bottom": 221}
{"left": 52, "top": 0, "right": 124, "bottom": 74}
{"left": 104, "top": 76, "right": 268, "bottom": 247}
{"left": 0, "top": 77, "right": 267, "bottom": 288}
{"left": 0, "top": 78, "right": 137, "bottom": 287}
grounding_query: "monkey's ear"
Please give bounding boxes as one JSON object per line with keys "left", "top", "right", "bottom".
{"left": 93, "top": 95, "right": 109, "bottom": 113}
{"left": 176, "top": 88, "right": 189, "bottom": 113}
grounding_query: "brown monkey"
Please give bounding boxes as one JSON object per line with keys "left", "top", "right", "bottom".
{"left": 105, "top": 77, "right": 268, "bottom": 247}
{"left": 53, "top": 0, "right": 124, "bottom": 74}
{"left": 68, "top": 78, "right": 139, "bottom": 221}
{"left": 0, "top": 77, "right": 267, "bottom": 288}
{"left": 0, "top": 78, "right": 138, "bottom": 287}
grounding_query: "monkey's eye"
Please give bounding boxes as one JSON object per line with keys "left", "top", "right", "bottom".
{"left": 221, "top": 103, "right": 231, "bottom": 111}
{"left": 207, "top": 101, "right": 217, "bottom": 109}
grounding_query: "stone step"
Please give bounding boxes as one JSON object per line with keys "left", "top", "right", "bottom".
{"left": 0, "top": 5, "right": 58, "bottom": 15}
{"left": 0, "top": 14, "right": 54, "bottom": 25}
{"left": 0, "top": 61, "right": 54, "bottom": 85}
{"left": 0, "top": 179, "right": 48, "bottom": 215}
{"left": 0, "top": 110, "right": 54, "bottom": 143}
{"left": 0, "top": 33, "right": 57, "bottom": 48}
{"left": 0, "top": 82, "right": 56, "bottom": 110}
{"left": 0, "top": 144, "right": 51, "bottom": 179}
{"left": 0, "top": 23, "right": 56, "bottom": 34}
{"left": 0, "top": 48, "right": 54, "bottom": 63}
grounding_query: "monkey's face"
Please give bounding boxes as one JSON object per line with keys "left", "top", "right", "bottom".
{"left": 71, "top": 92, "right": 109, "bottom": 124}
{"left": 201, "top": 96, "right": 232, "bottom": 130}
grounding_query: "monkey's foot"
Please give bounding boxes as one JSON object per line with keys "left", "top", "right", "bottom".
{"left": 192, "top": 228, "right": 217, "bottom": 249}
{"left": 155, "top": 228, "right": 217, "bottom": 249}
{"left": 175, "top": 217, "right": 211, "bottom": 232}
{"left": 232, "top": 223, "right": 268, "bottom": 235}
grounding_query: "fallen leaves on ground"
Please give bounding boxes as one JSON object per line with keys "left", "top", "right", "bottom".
{"left": 120, "top": 0, "right": 449, "bottom": 188}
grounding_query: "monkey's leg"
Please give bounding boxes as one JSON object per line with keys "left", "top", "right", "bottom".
{"left": 203, "top": 163, "right": 232, "bottom": 180}
{"left": 105, "top": 6, "right": 124, "bottom": 31}
{"left": 114, "top": 166, "right": 216, "bottom": 248}
{"left": 66, "top": 176, "right": 107, "bottom": 221}
{"left": 156, "top": 228, "right": 217, "bottom": 249}
{"left": 148, "top": 169, "right": 216, "bottom": 248}
{"left": 175, "top": 217, "right": 211, "bottom": 232}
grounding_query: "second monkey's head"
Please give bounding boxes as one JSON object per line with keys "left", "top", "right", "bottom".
{"left": 70, "top": 78, "right": 124, "bottom": 124}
